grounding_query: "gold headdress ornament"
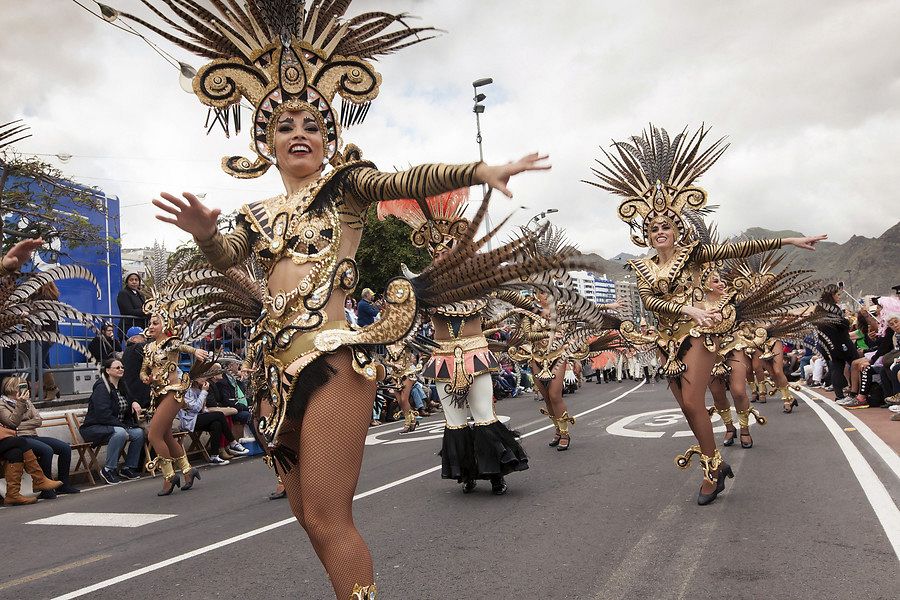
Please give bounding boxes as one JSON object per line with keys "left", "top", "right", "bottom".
{"left": 141, "top": 241, "right": 185, "bottom": 332}
{"left": 376, "top": 189, "right": 470, "bottom": 255}
{"left": 96, "top": 1, "right": 437, "bottom": 178}
{"left": 584, "top": 124, "right": 728, "bottom": 247}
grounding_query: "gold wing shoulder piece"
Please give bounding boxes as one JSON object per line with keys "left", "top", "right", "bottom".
{"left": 0, "top": 265, "right": 101, "bottom": 355}
{"left": 314, "top": 277, "right": 417, "bottom": 352}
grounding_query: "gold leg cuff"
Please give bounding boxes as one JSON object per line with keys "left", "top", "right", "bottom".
{"left": 715, "top": 408, "right": 733, "bottom": 425}
{"left": 175, "top": 454, "right": 192, "bottom": 476}
{"left": 350, "top": 583, "right": 377, "bottom": 599}
{"left": 739, "top": 407, "right": 767, "bottom": 426}
{"left": 158, "top": 457, "right": 176, "bottom": 481}
{"left": 778, "top": 386, "right": 792, "bottom": 402}
{"left": 675, "top": 446, "right": 723, "bottom": 484}
{"left": 557, "top": 411, "right": 575, "bottom": 434}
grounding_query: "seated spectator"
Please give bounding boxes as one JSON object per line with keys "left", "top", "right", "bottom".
{"left": 117, "top": 272, "right": 147, "bottom": 338}
{"left": 1, "top": 424, "right": 63, "bottom": 506}
{"left": 87, "top": 322, "right": 122, "bottom": 364}
{"left": 842, "top": 311, "right": 900, "bottom": 409}
{"left": 179, "top": 366, "right": 249, "bottom": 464}
{"left": 214, "top": 359, "right": 252, "bottom": 430}
{"left": 121, "top": 327, "right": 151, "bottom": 411}
{"left": 0, "top": 376, "right": 79, "bottom": 497}
{"left": 80, "top": 358, "right": 146, "bottom": 484}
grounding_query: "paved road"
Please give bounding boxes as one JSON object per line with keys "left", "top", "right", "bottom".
{"left": 2, "top": 381, "right": 898, "bottom": 600}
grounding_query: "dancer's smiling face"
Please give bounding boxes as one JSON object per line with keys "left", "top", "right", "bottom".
{"left": 145, "top": 314, "right": 164, "bottom": 339}
{"left": 706, "top": 272, "right": 727, "bottom": 296}
{"left": 273, "top": 110, "right": 325, "bottom": 178}
{"left": 648, "top": 218, "right": 675, "bottom": 250}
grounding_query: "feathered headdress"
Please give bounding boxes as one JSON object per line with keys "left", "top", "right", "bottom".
{"left": 0, "top": 119, "right": 31, "bottom": 150}
{"left": 377, "top": 188, "right": 470, "bottom": 255}
{"left": 0, "top": 265, "right": 101, "bottom": 356}
{"left": 584, "top": 124, "right": 728, "bottom": 247}
{"left": 96, "top": 1, "right": 437, "bottom": 177}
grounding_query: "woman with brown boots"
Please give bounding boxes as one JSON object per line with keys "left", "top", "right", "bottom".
{"left": 1, "top": 424, "right": 63, "bottom": 505}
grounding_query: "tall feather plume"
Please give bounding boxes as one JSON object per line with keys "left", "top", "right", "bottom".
{"left": 1, "top": 265, "right": 102, "bottom": 358}
{"left": 0, "top": 119, "right": 32, "bottom": 150}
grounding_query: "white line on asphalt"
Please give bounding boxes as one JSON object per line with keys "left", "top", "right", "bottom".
{"left": 798, "top": 386, "right": 900, "bottom": 479}
{"left": 27, "top": 512, "right": 177, "bottom": 528}
{"left": 51, "top": 382, "right": 644, "bottom": 600}
{"left": 793, "top": 388, "right": 900, "bottom": 561}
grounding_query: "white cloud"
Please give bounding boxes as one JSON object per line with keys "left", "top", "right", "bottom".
{"left": 2, "top": 0, "right": 897, "bottom": 255}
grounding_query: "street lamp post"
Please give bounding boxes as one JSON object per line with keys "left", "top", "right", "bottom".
{"left": 473, "top": 77, "right": 492, "bottom": 249}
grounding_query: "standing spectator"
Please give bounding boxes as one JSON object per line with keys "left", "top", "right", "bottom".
{"left": 356, "top": 288, "right": 380, "bottom": 327}
{"left": 87, "top": 322, "right": 122, "bottom": 363}
{"left": 121, "top": 327, "right": 151, "bottom": 411}
{"left": 116, "top": 272, "right": 147, "bottom": 338}
{"left": 0, "top": 376, "right": 80, "bottom": 497}
{"left": 815, "top": 284, "right": 857, "bottom": 402}
{"left": 344, "top": 297, "right": 358, "bottom": 326}
{"left": 79, "top": 358, "right": 146, "bottom": 484}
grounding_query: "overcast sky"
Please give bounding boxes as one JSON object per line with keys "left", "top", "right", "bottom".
{"left": 2, "top": 0, "right": 898, "bottom": 258}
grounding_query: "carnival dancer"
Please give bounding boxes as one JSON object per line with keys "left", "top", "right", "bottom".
{"left": 378, "top": 190, "right": 546, "bottom": 494}
{"left": 586, "top": 124, "right": 826, "bottom": 504}
{"left": 139, "top": 252, "right": 210, "bottom": 496}
{"left": 382, "top": 342, "right": 421, "bottom": 434}
{"left": 96, "top": 2, "right": 555, "bottom": 594}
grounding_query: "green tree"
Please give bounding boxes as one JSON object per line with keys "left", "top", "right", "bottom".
{"left": 355, "top": 207, "right": 430, "bottom": 297}
{"left": 1, "top": 144, "right": 114, "bottom": 258}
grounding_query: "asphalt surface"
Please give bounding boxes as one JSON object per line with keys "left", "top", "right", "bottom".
{"left": 2, "top": 381, "right": 898, "bottom": 600}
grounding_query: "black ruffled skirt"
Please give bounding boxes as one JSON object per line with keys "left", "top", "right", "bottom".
{"left": 440, "top": 421, "right": 529, "bottom": 482}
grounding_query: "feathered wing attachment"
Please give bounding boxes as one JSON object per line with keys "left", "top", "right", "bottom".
{"left": 0, "top": 119, "right": 32, "bottom": 150}
{"left": 378, "top": 188, "right": 470, "bottom": 255}
{"left": 0, "top": 264, "right": 101, "bottom": 357}
{"left": 94, "top": 0, "right": 439, "bottom": 177}
{"left": 404, "top": 189, "right": 609, "bottom": 309}
{"left": 584, "top": 124, "right": 728, "bottom": 247}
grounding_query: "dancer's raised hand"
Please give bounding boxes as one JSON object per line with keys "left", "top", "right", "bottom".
{"left": 153, "top": 192, "right": 221, "bottom": 241}
{"left": 783, "top": 234, "right": 828, "bottom": 251}
{"left": 475, "top": 152, "right": 551, "bottom": 198}
{"left": 1, "top": 238, "right": 43, "bottom": 272}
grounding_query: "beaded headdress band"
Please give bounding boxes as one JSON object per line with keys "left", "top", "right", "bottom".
{"left": 97, "top": 1, "right": 436, "bottom": 178}
{"left": 584, "top": 124, "right": 728, "bottom": 247}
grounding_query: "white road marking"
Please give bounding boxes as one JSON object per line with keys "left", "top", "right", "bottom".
{"left": 27, "top": 513, "right": 176, "bottom": 528}
{"left": 51, "top": 382, "right": 645, "bottom": 600}
{"left": 366, "top": 415, "right": 512, "bottom": 445}
{"left": 606, "top": 407, "right": 726, "bottom": 439}
{"left": 799, "top": 386, "right": 900, "bottom": 479}
{"left": 793, "top": 388, "right": 900, "bottom": 561}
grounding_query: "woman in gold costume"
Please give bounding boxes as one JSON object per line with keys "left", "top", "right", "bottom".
{"left": 586, "top": 124, "right": 825, "bottom": 505}
{"left": 140, "top": 312, "right": 209, "bottom": 495}
{"left": 102, "top": 3, "right": 548, "bottom": 595}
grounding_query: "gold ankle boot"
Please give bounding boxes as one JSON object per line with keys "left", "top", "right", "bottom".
{"left": 156, "top": 457, "right": 180, "bottom": 496}
{"left": 350, "top": 583, "right": 377, "bottom": 599}
{"left": 176, "top": 454, "right": 200, "bottom": 490}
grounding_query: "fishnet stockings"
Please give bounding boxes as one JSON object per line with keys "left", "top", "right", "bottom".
{"left": 276, "top": 348, "right": 374, "bottom": 599}
{"left": 532, "top": 359, "right": 568, "bottom": 420}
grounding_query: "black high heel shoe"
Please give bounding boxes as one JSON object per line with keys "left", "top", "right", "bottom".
{"left": 462, "top": 478, "right": 477, "bottom": 494}
{"left": 557, "top": 434, "right": 570, "bottom": 451}
{"left": 548, "top": 431, "right": 561, "bottom": 447}
{"left": 490, "top": 475, "right": 508, "bottom": 495}
{"left": 158, "top": 475, "right": 181, "bottom": 497}
{"left": 739, "top": 430, "right": 753, "bottom": 449}
{"left": 697, "top": 464, "right": 734, "bottom": 506}
{"left": 783, "top": 398, "right": 798, "bottom": 414}
{"left": 723, "top": 427, "right": 737, "bottom": 447}
{"left": 181, "top": 468, "right": 201, "bottom": 491}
